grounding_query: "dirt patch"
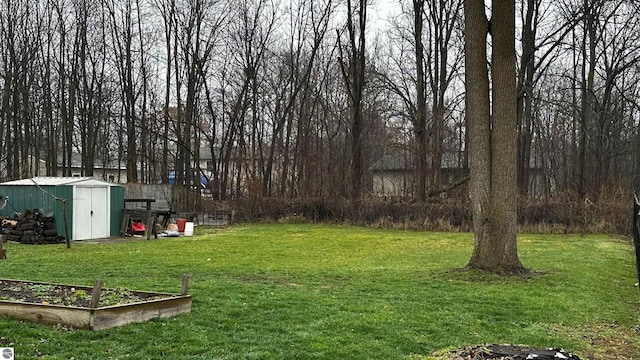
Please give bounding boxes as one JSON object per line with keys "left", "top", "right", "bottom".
{"left": 564, "top": 323, "right": 640, "bottom": 360}
{"left": 435, "top": 344, "right": 581, "bottom": 359}
{"left": 0, "top": 280, "right": 170, "bottom": 308}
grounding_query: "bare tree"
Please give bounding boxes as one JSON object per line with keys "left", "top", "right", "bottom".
{"left": 516, "top": 0, "right": 579, "bottom": 196}
{"left": 257, "top": 0, "right": 334, "bottom": 197}
{"left": 425, "top": 0, "right": 463, "bottom": 193}
{"left": 338, "top": 0, "right": 367, "bottom": 202}
{"left": 412, "top": 0, "right": 428, "bottom": 201}
{"left": 105, "top": 0, "right": 139, "bottom": 183}
{"left": 171, "top": 0, "right": 224, "bottom": 187}
{"left": 0, "top": 0, "right": 45, "bottom": 179}
{"left": 74, "top": 0, "right": 112, "bottom": 179}
{"left": 155, "top": 0, "right": 176, "bottom": 184}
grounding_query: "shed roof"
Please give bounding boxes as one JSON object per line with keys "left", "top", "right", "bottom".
{"left": 0, "top": 177, "right": 123, "bottom": 187}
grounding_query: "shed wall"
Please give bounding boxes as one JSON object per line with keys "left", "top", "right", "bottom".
{"left": 0, "top": 185, "right": 74, "bottom": 240}
{"left": 110, "top": 186, "right": 124, "bottom": 236}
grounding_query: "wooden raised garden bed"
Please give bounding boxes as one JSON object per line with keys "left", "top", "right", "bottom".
{"left": 0, "top": 278, "right": 191, "bottom": 330}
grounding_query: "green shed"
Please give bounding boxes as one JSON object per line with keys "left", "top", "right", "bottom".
{"left": 0, "top": 177, "right": 124, "bottom": 241}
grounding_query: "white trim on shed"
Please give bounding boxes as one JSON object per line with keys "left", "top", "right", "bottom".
{"left": 1, "top": 177, "right": 115, "bottom": 187}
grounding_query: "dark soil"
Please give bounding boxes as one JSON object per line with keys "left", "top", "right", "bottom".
{"left": 444, "top": 344, "right": 581, "bottom": 360}
{"left": 0, "top": 280, "right": 171, "bottom": 308}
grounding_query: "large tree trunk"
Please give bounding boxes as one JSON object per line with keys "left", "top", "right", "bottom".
{"left": 464, "top": 0, "right": 492, "bottom": 270}
{"left": 465, "top": 0, "right": 526, "bottom": 274}
{"left": 486, "top": 0, "right": 522, "bottom": 272}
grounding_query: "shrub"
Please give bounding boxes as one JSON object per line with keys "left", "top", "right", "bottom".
{"left": 205, "top": 195, "right": 630, "bottom": 235}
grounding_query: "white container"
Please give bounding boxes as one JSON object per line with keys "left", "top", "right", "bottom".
{"left": 184, "top": 222, "right": 194, "bottom": 236}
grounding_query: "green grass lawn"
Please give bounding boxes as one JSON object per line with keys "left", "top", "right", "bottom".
{"left": 0, "top": 224, "right": 639, "bottom": 359}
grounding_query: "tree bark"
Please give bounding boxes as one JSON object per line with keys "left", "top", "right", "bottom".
{"left": 465, "top": 0, "right": 526, "bottom": 274}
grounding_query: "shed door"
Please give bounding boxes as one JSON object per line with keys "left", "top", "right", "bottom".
{"left": 74, "top": 187, "right": 109, "bottom": 240}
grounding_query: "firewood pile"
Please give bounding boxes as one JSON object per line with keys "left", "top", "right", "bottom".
{"left": 1, "top": 209, "right": 63, "bottom": 244}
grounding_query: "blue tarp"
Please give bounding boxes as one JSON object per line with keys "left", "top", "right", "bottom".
{"left": 167, "top": 171, "right": 208, "bottom": 186}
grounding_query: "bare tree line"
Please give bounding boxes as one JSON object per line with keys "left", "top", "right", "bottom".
{"left": 0, "top": 0, "right": 639, "bottom": 203}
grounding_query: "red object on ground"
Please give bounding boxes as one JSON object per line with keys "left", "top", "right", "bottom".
{"left": 176, "top": 218, "right": 187, "bottom": 233}
{"left": 131, "top": 221, "right": 146, "bottom": 233}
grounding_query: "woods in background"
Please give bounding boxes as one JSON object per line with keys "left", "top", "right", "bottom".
{"left": 0, "top": 0, "right": 639, "bottom": 206}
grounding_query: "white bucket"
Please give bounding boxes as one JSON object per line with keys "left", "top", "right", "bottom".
{"left": 184, "top": 222, "right": 194, "bottom": 236}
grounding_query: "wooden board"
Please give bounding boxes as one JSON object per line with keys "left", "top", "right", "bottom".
{"left": 90, "top": 297, "right": 192, "bottom": 330}
{"left": 0, "top": 301, "right": 91, "bottom": 329}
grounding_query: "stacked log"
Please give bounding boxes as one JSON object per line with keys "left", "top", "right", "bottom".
{"left": 1, "top": 209, "right": 63, "bottom": 244}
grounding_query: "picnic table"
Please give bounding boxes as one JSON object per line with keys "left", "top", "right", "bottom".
{"left": 121, "top": 199, "right": 172, "bottom": 240}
